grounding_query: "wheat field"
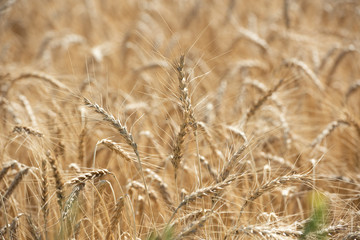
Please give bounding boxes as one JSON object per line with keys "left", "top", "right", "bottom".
{"left": 0, "top": 0, "right": 360, "bottom": 239}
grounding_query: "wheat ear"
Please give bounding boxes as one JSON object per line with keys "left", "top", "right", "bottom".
{"left": 197, "top": 121, "right": 223, "bottom": 160}
{"left": 84, "top": 97, "right": 153, "bottom": 217}
{"left": 41, "top": 159, "right": 48, "bottom": 239}
{"left": 174, "top": 211, "right": 213, "bottom": 240}
{"left": 327, "top": 45, "right": 357, "bottom": 86}
{"left": 65, "top": 169, "right": 111, "bottom": 185}
{"left": 239, "top": 174, "right": 311, "bottom": 218}
{"left": 225, "top": 174, "right": 311, "bottom": 238}
{"left": 0, "top": 161, "right": 18, "bottom": 182}
{"left": 19, "top": 95, "right": 38, "bottom": 129}
{"left": 6, "top": 71, "right": 69, "bottom": 96}
{"left": 46, "top": 151, "right": 64, "bottom": 209}
{"left": 0, "top": 167, "right": 30, "bottom": 208}
{"left": 169, "top": 175, "right": 236, "bottom": 223}
{"left": 217, "top": 142, "right": 249, "bottom": 183}
{"left": 310, "top": 119, "right": 349, "bottom": 147}
{"left": 98, "top": 139, "right": 133, "bottom": 162}
{"left": 145, "top": 168, "right": 173, "bottom": 208}
{"left": 242, "top": 78, "right": 284, "bottom": 125}
{"left": 346, "top": 79, "right": 360, "bottom": 100}
{"left": 0, "top": 213, "right": 25, "bottom": 239}
{"left": 13, "top": 126, "right": 43, "bottom": 137}
{"left": 284, "top": 58, "right": 323, "bottom": 90}
{"left": 62, "top": 183, "right": 85, "bottom": 219}
{"left": 171, "top": 55, "right": 197, "bottom": 178}
{"left": 106, "top": 196, "right": 125, "bottom": 240}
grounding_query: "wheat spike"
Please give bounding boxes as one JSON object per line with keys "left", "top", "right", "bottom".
{"left": 106, "top": 196, "right": 125, "bottom": 240}
{"left": 310, "top": 119, "right": 349, "bottom": 147}
{"left": 0, "top": 167, "right": 30, "bottom": 208}
{"left": 41, "top": 159, "right": 48, "bottom": 239}
{"left": 62, "top": 183, "right": 85, "bottom": 219}
{"left": 13, "top": 126, "right": 43, "bottom": 137}
{"left": 99, "top": 139, "right": 133, "bottom": 162}
{"left": 46, "top": 151, "right": 64, "bottom": 209}
{"left": 65, "top": 169, "right": 111, "bottom": 185}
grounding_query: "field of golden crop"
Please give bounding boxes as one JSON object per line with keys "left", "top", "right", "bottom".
{"left": 1, "top": 0, "right": 360, "bottom": 239}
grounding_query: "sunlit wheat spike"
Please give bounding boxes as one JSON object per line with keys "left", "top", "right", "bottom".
{"left": 13, "top": 125, "right": 43, "bottom": 137}
{"left": 174, "top": 211, "right": 213, "bottom": 240}
{"left": 346, "top": 79, "right": 360, "bottom": 100}
{"left": 0, "top": 167, "right": 30, "bottom": 208}
{"left": 0, "top": 161, "right": 18, "bottom": 182}
{"left": 242, "top": 78, "right": 284, "bottom": 125}
{"left": 6, "top": 70, "right": 70, "bottom": 96}
{"left": 310, "top": 119, "right": 349, "bottom": 147}
{"left": 83, "top": 98, "right": 136, "bottom": 149}
{"left": 0, "top": 213, "right": 25, "bottom": 239}
{"left": 62, "top": 183, "right": 85, "bottom": 219}
{"left": 145, "top": 168, "right": 173, "bottom": 208}
{"left": 170, "top": 175, "right": 236, "bottom": 222}
{"left": 238, "top": 174, "right": 311, "bottom": 218}
{"left": 106, "top": 196, "right": 125, "bottom": 240}
{"left": 46, "top": 151, "right": 64, "bottom": 209}
{"left": 65, "top": 169, "right": 111, "bottom": 185}
{"left": 218, "top": 142, "right": 249, "bottom": 183}
{"left": 99, "top": 139, "right": 133, "bottom": 162}
{"left": 41, "top": 159, "right": 49, "bottom": 239}
{"left": 284, "top": 58, "right": 323, "bottom": 90}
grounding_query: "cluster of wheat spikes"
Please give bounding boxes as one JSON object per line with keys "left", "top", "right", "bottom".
{"left": 1, "top": 0, "right": 360, "bottom": 239}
